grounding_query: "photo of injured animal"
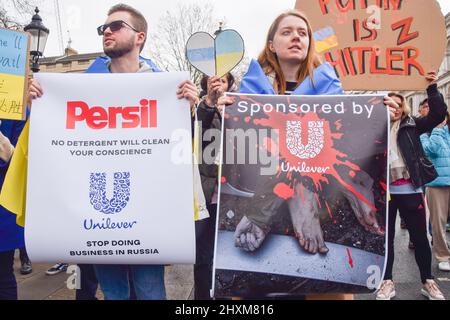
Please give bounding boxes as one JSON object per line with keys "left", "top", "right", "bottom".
{"left": 212, "top": 93, "right": 388, "bottom": 298}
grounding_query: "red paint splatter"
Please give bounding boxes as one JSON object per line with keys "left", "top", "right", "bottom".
{"left": 253, "top": 111, "right": 361, "bottom": 190}
{"left": 221, "top": 176, "right": 227, "bottom": 184}
{"left": 325, "top": 201, "right": 333, "bottom": 219}
{"left": 273, "top": 183, "right": 295, "bottom": 200}
{"left": 349, "top": 171, "right": 356, "bottom": 178}
{"left": 241, "top": 95, "right": 375, "bottom": 210}
{"left": 346, "top": 248, "right": 354, "bottom": 269}
{"left": 334, "top": 120, "right": 343, "bottom": 130}
{"left": 418, "top": 204, "right": 424, "bottom": 210}
{"left": 236, "top": 95, "right": 378, "bottom": 212}
{"left": 379, "top": 182, "right": 387, "bottom": 192}
{"left": 244, "top": 116, "right": 251, "bottom": 123}
{"left": 233, "top": 117, "right": 239, "bottom": 122}
{"left": 263, "top": 137, "right": 278, "bottom": 155}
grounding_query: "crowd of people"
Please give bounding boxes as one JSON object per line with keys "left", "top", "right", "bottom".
{"left": 0, "top": 3, "right": 449, "bottom": 301}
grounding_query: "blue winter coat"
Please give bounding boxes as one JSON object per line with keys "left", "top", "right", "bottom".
{"left": 421, "top": 125, "right": 450, "bottom": 187}
{"left": 240, "top": 59, "right": 343, "bottom": 95}
{"left": 0, "top": 119, "right": 27, "bottom": 251}
{"left": 86, "top": 55, "right": 161, "bottom": 74}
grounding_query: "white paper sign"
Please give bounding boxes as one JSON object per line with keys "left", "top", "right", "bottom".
{"left": 25, "top": 72, "right": 195, "bottom": 264}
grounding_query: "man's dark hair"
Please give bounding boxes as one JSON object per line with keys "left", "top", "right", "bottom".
{"left": 420, "top": 98, "right": 428, "bottom": 107}
{"left": 108, "top": 4, "right": 147, "bottom": 52}
{"left": 200, "top": 73, "right": 236, "bottom": 98}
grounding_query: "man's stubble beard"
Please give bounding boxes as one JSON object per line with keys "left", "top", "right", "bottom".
{"left": 104, "top": 37, "right": 135, "bottom": 59}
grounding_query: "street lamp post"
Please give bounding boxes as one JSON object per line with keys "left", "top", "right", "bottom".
{"left": 24, "top": 7, "right": 49, "bottom": 73}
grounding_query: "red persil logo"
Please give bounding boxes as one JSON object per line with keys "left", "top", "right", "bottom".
{"left": 66, "top": 99, "right": 157, "bottom": 129}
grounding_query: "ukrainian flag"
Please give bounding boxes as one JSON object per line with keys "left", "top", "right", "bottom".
{"left": 314, "top": 27, "right": 339, "bottom": 53}
{"left": 216, "top": 31, "right": 244, "bottom": 77}
{"left": 0, "top": 120, "right": 29, "bottom": 227}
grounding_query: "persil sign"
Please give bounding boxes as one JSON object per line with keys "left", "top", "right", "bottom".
{"left": 66, "top": 99, "right": 157, "bottom": 129}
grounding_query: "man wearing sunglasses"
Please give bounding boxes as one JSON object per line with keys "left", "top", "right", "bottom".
{"left": 28, "top": 3, "right": 199, "bottom": 301}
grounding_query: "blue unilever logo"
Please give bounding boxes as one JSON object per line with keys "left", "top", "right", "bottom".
{"left": 89, "top": 172, "right": 131, "bottom": 214}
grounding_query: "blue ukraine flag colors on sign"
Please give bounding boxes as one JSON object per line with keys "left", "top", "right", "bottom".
{"left": 186, "top": 32, "right": 216, "bottom": 76}
{"left": 186, "top": 30, "right": 244, "bottom": 77}
{"left": 0, "top": 28, "right": 29, "bottom": 120}
{"left": 215, "top": 31, "right": 244, "bottom": 77}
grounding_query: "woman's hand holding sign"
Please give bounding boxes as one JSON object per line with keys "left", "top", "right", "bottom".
{"left": 177, "top": 80, "right": 199, "bottom": 108}
{"left": 216, "top": 95, "right": 235, "bottom": 116}
{"left": 425, "top": 70, "right": 438, "bottom": 87}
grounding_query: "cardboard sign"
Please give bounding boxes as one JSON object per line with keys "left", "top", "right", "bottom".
{"left": 186, "top": 29, "right": 245, "bottom": 77}
{"left": 296, "top": 0, "right": 446, "bottom": 90}
{"left": 25, "top": 72, "right": 195, "bottom": 264}
{"left": 0, "top": 28, "right": 29, "bottom": 120}
{"left": 213, "top": 93, "right": 388, "bottom": 297}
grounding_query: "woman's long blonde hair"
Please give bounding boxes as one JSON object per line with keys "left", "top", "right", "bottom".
{"left": 388, "top": 92, "right": 411, "bottom": 119}
{"left": 258, "top": 10, "right": 321, "bottom": 94}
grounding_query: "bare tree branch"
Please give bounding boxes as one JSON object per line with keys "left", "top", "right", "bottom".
{"left": 145, "top": 2, "right": 250, "bottom": 86}
{"left": 0, "top": 0, "right": 39, "bottom": 30}
{"left": 145, "top": 2, "right": 220, "bottom": 85}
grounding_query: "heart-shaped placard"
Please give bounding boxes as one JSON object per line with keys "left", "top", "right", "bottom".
{"left": 186, "top": 29, "right": 245, "bottom": 77}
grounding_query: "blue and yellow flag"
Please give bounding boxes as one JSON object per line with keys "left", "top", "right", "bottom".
{"left": 0, "top": 120, "right": 29, "bottom": 227}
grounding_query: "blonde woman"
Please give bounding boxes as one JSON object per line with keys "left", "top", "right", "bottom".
{"left": 377, "top": 74, "right": 447, "bottom": 300}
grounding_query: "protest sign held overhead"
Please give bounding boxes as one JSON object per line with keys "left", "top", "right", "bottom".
{"left": 296, "top": 0, "right": 446, "bottom": 90}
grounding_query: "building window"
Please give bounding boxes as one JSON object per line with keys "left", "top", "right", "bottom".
{"left": 78, "top": 60, "right": 90, "bottom": 65}
{"left": 63, "top": 62, "right": 71, "bottom": 68}
{"left": 45, "top": 64, "right": 55, "bottom": 69}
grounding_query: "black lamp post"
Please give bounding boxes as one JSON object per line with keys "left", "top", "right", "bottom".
{"left": 214, "top": 22, "right": 224, "bottom": 36}
{"left": 24, "top": 7, "right": 49, "bottom": 73}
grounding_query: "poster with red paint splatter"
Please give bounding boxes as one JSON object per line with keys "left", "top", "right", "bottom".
{"left": 212, "top": 93, "right": 388, "bottom": 297}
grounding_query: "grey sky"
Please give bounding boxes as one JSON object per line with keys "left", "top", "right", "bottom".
{"left": 31, "top": 0, "right": 450, "bottom": 60}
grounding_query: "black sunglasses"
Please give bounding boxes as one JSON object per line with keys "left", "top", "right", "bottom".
{"left": 97, "top": 20, "right": 140, "bottom": 36}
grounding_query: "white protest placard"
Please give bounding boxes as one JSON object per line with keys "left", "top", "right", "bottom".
{"left": 25, "top": 72, "right": 195, "bottom": 264}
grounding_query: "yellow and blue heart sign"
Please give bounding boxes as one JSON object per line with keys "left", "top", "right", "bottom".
{"left": 186, "top": 29, "right": 245, "bottom": 77}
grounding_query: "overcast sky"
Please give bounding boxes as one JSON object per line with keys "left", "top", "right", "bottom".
{"left": 28, "top": 0, "right": 450, "bottom": 59}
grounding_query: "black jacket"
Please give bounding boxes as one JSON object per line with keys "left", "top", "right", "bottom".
{"left": 397, "top": 84, "right": 448, "bottom": 188}
{"left": 193, "top": 101, "right": 222, "bottom": 204}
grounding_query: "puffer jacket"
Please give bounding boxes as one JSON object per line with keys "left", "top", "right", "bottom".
{"left": 421, "top": 125, "right": 450, "bottom": 187}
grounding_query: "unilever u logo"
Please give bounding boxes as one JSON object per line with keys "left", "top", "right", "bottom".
{"left": 89, "top": 172, "right": 131, "bottom": 214}
{"left": 286, "top": 121, "right": 325, "bottom": 159}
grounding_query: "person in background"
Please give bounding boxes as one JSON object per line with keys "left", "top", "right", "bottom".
{"left": 376, "top": 73, "right": 447, "bottom": 300}
{"left": 421, "top": 111, "right": 450, "bottom": 272}
{"left": 402, "top": 98, "right": 431, "bottom": 250}
{"left": 193, "top": 73, "right": 236, "bottom": 300}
